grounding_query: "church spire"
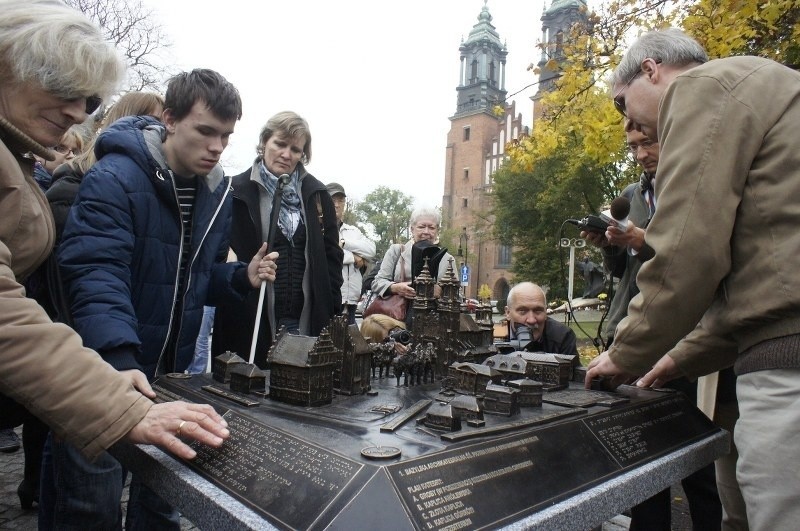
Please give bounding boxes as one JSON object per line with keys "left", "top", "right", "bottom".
{"left": 453, "top": 1, "right": 508, "bottom": 118}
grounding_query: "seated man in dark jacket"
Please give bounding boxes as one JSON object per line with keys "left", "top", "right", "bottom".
{"left": 43, "top": 69, "right": 277, "bottom": 531}
{"left": 504, "top": 282, "right": 578, "bottom": 363}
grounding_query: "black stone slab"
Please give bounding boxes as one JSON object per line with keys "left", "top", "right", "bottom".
{"left": 151, "top": 377, "right": 720, "bottom": 531}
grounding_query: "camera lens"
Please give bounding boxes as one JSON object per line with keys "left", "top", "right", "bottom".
{"left": 515, "top": 325, "right": 532, "bottom": 342}
{"left": 389, "top": 330, "right": 411, "bottom": 345}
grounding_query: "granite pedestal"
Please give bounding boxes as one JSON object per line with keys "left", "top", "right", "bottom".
{"left": 111, "top": 375, "right": 729, "bottom": 531}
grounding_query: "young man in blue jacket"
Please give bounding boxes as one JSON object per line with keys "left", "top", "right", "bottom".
{"left": 41, "top": 69, "right": 277, "bottom": 530}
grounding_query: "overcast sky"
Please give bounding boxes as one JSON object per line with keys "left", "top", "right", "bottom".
{"left": 142, "top": 0, "right": 545, "bottom": 208}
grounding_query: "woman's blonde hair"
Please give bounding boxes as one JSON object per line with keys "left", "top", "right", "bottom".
{"left": 60, "top": 128, "right": 85, "bottom": 155}
{"left": 257, "top": 111, "right": 312, "bottom": 165}
{"left": 360, "top": 314, "right": 406, "bottom": 343}
{"left": 70, "top": 91, "right": 164, "bottom": 174}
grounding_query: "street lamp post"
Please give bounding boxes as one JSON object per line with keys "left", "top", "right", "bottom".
{"left": 457, "top": 227, "right": 469, "bottom": 299}
{"left": 559, "top": 237, "right": 586, "bottom": 322}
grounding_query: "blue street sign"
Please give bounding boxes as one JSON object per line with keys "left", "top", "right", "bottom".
{"left": 460, "top": 265, "right": 470, "bottom": 286}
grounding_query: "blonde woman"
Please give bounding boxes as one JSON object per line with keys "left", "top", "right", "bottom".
{"left": 32, "top": 127, "right": 84, "bottom": 190}
{"left": 46, "top": 91, "right": 165, "bottom": 240}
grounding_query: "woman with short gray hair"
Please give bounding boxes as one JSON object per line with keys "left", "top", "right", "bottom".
{"left": 0, "top": 0, "right": 229, "bottom": 503}
{"left": 371, "top": 206, "right": 455, "bottom": 324}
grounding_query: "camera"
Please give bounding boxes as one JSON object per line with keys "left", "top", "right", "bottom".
{"left": 575, "top": 215, "right": 609, "bottom": 234}
{"left": 388, "top": 329, "right": 411, "bottom": 345}
{"left": 496, "top": 324, "right": 535, "bottom": 354}
{"left": 509, "top": 324, "right": 533, "bottom": 350}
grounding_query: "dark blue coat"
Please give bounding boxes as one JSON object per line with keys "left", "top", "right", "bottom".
{"left": 59, "top": 116, "right": 248, "bottom": 377}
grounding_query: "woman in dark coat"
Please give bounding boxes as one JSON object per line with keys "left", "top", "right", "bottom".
{"left": 213, "top": 111, "right": 343, "bottom": 368}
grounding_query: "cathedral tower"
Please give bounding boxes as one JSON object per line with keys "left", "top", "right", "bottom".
{"left": 532, "top": 0, "right": 589, "bottom": 120}
{"left": 442, "top": 1, "right": 520, "bottom": 304}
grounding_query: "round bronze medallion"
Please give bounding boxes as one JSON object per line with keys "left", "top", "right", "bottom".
{"left": 361, "top": 446, "right": 401, "bottom": 460}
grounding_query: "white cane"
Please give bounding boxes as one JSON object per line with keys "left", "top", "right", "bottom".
{"left": 248, "top": 173, "right": 290, "bottom": 365}
{"left": 249, "top": 280, "right": 267, "bottom": 365}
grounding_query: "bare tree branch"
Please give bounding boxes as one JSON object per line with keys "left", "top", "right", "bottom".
{"left": 64, "top": 0, "right": 173, "bottom": 92}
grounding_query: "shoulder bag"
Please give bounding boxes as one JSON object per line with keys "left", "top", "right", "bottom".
{"left": 363, "top": 245, "right": 408, "bottom": 321}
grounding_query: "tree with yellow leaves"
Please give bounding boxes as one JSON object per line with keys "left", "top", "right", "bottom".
{"left": 493, "top": 0, "right": 799, "bottom": 294}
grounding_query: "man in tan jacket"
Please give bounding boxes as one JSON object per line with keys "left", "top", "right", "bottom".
{"left": 587, "top": 28, "right": 800, "bottom": 529}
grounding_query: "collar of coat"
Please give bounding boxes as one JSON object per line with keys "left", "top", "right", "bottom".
{"left": 0, "top": 116, "right": 55, "bottom": 161}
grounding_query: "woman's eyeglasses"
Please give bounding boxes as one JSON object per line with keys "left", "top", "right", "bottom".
{"left": 84, "top": 95, "right": 103, "bottom": 114}
{"left": 53, "top": 144, "right": 76, "bottom": 155}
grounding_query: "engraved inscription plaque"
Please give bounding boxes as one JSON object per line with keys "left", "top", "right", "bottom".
{"left": 585, "top": 393, "right": 713, "bottom": 466}
{"left": 388, "top": 423, "right": 619, "bottom": 530}
{"left": 185, "top": 410, "right": 364, "bottom": 529}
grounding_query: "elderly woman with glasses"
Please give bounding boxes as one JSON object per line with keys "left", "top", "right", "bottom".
{"left": 0, "top": 0, "right": 229, "bottom": 483}
{"left": 371, "top": 207, "right": 455, "bottom": 325}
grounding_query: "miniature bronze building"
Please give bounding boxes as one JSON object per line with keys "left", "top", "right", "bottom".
{"left": 267, "top": 329, "right": 337, "bottom": 407}
{"left": 229, "top": 363, "right": 266, "bottom": 395}
{"left": 212, "top": 351, "right": 246, "bottom": 383}
{"left": 506, "top": 378, "right": 543, "bottom": 407}
{"left": 483, "top": 383, "right": 520, "bottom": 416}
{"left": 327, "top": 315, "right": 373, "bottom": 396}
{"left": 474, "top": 300, "right": 494, "bottom": 329}
{"left": 518, "top": 352, "right": 573, "bottom": 390}
{"left": 450, "top": 395, "right": 484, "bottom": 422}
{"left": 452, "top": 362, "right": 503, "bottom": 395}
{"left": 422, "top": 403, "right": 461, "bottom": 432}
{"left": 404, "top": 259, "right": 498, "bottom": 377}
{"left": 483, "top": 354, "right": 528, "bottom": 380}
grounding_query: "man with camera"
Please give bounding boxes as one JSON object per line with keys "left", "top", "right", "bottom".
{"left": 583, "top": 125, "right": 656, "bottom": 348}
{"left": 504, "top": 282, "right": 578, "bottom": 362}
{"left": 584, "top": 126, "right": 725, "bottom": 531}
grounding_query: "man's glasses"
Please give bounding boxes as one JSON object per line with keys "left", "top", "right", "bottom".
{"left": 613, "top": 70, "right": 643, "bottom": 117}
{"left": 627, "top": 139, "right": 656, "bottom": 154}
{"left": 613, "top": 59, "right": 661, "bottom": 117}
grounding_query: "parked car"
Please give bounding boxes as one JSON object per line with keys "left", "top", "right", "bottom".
{"left": 465, "top": 298, "right": 479, "bottom": 312}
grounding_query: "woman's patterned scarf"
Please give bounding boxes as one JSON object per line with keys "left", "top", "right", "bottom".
{"left": 259, "top": 161, "right": 302, "bottom": 240}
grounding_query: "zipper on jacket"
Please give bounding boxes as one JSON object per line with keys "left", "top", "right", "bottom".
{"left": 153, "top": 173, "right": 232, "bottom": 378}
{"left": 153, "top": 169, "right": 185, "bottom": 378}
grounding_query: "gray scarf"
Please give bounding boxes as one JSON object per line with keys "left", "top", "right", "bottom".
{"left": 258, "top": 161, "right": 302, "bottom": 239}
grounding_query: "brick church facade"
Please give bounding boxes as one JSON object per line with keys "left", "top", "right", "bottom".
{"left": 441, "top": 1, "right": 588, "bottom": 304}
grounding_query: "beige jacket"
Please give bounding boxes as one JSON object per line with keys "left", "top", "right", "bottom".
{"left": 0, "top": 118, "right": 152, "bottom": 460}
{"left": 609, "top": 57, "right": 800, "bottom": 378}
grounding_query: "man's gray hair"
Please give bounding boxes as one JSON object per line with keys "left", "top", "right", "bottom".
{"left": 613, "top": 28, "right": 708, "bottom": 87}
{"left": 0, "top": 0, "right": 126, "bottom": 100}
